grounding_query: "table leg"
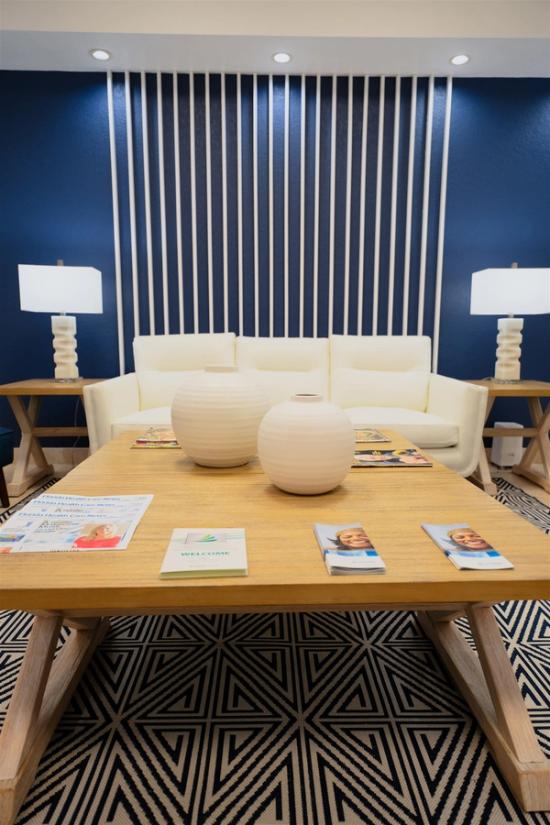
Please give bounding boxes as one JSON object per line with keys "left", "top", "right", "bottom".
{"left": 514, "top": 398, "right": 550, "bottom": 493}
{"left": 418, "top": 606, "right": 550, "bottom": 812}
{"left": 0, "top": 615, "right": 109, "bottom": 825}
{"left": 6, "top": 396, "right": 54, "bottom": 497}
{"left": 471, "top": 396, "right": 497, "bottom": 496}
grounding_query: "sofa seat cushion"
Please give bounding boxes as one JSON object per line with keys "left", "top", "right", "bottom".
{"left": 111, "top": 406, "right": 171, "bottom": 439}
{"left": 345, "top": 406, "right": 458, "bottom": 449}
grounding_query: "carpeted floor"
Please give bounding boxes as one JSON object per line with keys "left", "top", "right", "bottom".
{"left": 1, "top": 479, "right": 549, "bottom": 825}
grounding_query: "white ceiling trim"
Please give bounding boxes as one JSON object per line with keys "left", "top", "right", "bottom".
{"left": 1, "top": 30, "right": 550, "bottom": 76}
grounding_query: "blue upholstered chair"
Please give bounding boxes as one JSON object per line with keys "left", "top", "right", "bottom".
{"left": 0, "top": 428, "right": 14, "bottom": 508}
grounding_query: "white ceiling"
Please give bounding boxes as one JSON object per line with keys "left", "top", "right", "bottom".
{"left": 1, "top": 1, "right": 550, "bottom": 76}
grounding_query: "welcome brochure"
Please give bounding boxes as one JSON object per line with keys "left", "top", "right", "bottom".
{"left": 421, "top": 523, "right": 514, "bottom": 570}
{"left": 160, "top": 528, "right": 248, "bottom": 578}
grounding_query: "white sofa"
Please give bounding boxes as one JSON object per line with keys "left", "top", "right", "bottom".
{"left": 84, "top": 333, "right": 487, "bottom": 477}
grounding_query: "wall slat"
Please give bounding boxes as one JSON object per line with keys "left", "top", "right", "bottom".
{"left": 109, "top": 72, "right": 452, "bottom": 371}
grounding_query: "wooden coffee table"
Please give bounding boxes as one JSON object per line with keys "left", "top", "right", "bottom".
{"left": 0, "top": 432, "right": 549, "bottom": 822}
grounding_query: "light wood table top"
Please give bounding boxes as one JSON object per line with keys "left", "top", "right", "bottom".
{"left": 1, "top": 431, "right": 548, "bottom": 614}
{"left": 0, "top": 379, "right": 103, "bottom": 397}
{"left": 468, "top": 379, "right": 550, "bottom": 397}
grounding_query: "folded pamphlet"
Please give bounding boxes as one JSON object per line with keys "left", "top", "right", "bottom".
{"left": 421, "top": 523, "right": 514, "bottom": 570}
{"left": 160, "top": 528, "right": 248, "bottom": 578}
{"left": 353, "top": 448, "right": 432, "bottom": 467}
{"left": 313, "top": 522, "right": 386, "bottom": 575}
{"left": 354, "top": 428, "right": 391, "bottom": 443}
{"left": 0, "top": 493, "right": 153, "bottom": 554}
{"left": 132, "top": 427, "right": 180, "bottom": 449}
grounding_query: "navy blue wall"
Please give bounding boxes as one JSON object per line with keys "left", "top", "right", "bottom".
{"left": 1, "top": 72, "right": 549, "bottom": 436}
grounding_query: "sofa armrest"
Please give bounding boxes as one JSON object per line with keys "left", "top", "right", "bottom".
{"left": 83, "top": 374, "right": 140, "bottom": 453}
{"left": 427, "top": 375, "right": 488, "bottom": 477}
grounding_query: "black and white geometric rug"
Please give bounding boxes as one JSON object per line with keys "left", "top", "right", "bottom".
{"left": 1, "top": 479, "right": 548, "bottom": 825}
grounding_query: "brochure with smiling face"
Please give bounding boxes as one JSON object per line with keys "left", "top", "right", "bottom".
{"left": 160, "top": 528, "right": 248, "bottom": 578}
{"left": 313, "top": 523, "right": 386, "bottom": 575}
{"left": 421, "top": 523, "right": 514, "bottom": 570}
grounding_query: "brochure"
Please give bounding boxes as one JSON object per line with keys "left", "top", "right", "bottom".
{"left": 353, "top": 448, "right": 432, "bottom": 467}
{"left": 313, "top": 522, "right": 386, "bottom": 575}
{"left": 354, "top": 428, "right": 391, "bottom": 443}
{"left": 0, "top": 493, "right": 153, "bottom": 554}
{"left": 421, "top": 522, "right": 514, "bottom": 570}
{"left": 132, "top": 427, "right": 180, "bottom": 449}
{"left": 160, "top": 528, "right": 248, "bottom": 578}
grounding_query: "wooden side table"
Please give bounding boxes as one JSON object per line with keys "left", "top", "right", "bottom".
{"left": 469, "top": 379, "right": 550, "bottom": 496}
{"left": 0, "top": 379, "right": 103, "bottom": 497}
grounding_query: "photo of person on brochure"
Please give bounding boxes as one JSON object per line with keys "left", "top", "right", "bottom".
{"left": 447, "top": 528, "right": 493, "bottom": 552}
{"left": 73, "top": 523, "right": 123, "bottom": 549}
{"left": 332, "top": 527, "right": 374, "bottom": 551}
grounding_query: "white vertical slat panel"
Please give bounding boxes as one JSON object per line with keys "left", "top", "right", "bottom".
{"left": 387, "top": 76, "right": 401, "bottom": 335}
{"left": 156, "top": 72, "right": 169, "bottom": 333}
{"left": 284, "top": 74, "right": 290, "bottom": 337}
{"left": 237, "top": 74, "right": 244, "bottom": 335}
{"left": 221, "top": 75, "right": 229, "bottom": 332}
{"left": 268, "top": 75, "right": 274, "bottom": 337}
{"left": 356, "top": 77, "right": 369, "bottom": 335}
{"left": 189, "top": 73, "right": 199, "bottom": 332}
{"left": 327, "top": 75, "right": 337, "bottom": 335}
{"left": 205, "top": 74, "right": 214, "bottom": 332}
{"left": 173, "top": 72, "right": 184, "bottom": 332}
{"left": 313, "top": 75, "right": 321, "bottom": 338}
{"left": 124, "top": 72, "right": 139, "bottom": 338}
{"left": 106, "top": 72, "right": 125, "bottom": 374}
{"left": 417, "top": 76, "right": 434, "bottom": 335}
{"left": 299, "top": 75, "right": 306, "bottom": 338}
{"left": 432, "top": 77, "right": 453, "bottom": 372}
{"left": 372, "top": 76, "right": 385, "bottom": 335}
{"left": 141, "top": 72, "right": 155, "bottom": 335}
{"left": 402, "top": 76, "right": 417, "bottom": 335}
{"left": 253, "top": 75, "right": 259, "bottom": 336}
{"left": 343, "top": 75, "right": 353, "bottom": 335}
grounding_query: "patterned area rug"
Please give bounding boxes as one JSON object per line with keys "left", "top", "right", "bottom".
{"left": 0, "top": 479, "right": 548, "bottom": 825}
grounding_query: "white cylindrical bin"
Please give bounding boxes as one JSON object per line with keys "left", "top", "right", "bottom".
{"left": 258, "top": 393, "right": 355, "bottom": 495}
{"left": 171, "top": 366, "right": 269, "bottom": 467}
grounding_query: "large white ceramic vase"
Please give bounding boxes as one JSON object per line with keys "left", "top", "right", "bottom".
{"left": 171, "top": 366, "right": 269, "bottom": 467}
{"left": 258, "top": 394, "right": 355, "bottom": 494}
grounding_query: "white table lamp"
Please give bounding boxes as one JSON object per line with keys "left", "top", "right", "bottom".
{"left": 18, "top": 262, "right": 103, "bottom": 381}
{"left": 470, "top": 265, "right": 550, "bottom": 382}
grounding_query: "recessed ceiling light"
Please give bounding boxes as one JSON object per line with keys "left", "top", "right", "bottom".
{"left": 272, "top": 52, "right": 291, "bottom": 64}
{"left": 450, "top": 54, "right": 470, "bottom": 66}
{"left": 90, "top": 49, "right": 111, "bottom": 61}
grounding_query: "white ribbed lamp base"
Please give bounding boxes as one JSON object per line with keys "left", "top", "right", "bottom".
{"left": 494, "top": 317, "right": 523, "bottom": 382}
{"left": 52, "top": 315, "right": 79, "bottom": 380}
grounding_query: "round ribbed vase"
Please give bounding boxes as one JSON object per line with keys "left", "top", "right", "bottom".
{"left": 171, "top": 366, "right": 269, "bottom": 467}
{"left": 258, "top": 394, "right": 355, "bottom": 494}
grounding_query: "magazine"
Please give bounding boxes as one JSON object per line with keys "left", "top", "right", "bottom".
{"left": 353, "top": 448, "right": 432, "bottom": 467}
{"left": 160, "top": 528, "right": 248, "bottom": 578}
{"left": 421, "top": 523, "right": 514, "bottom": 570}
{"left": 0, "top": 493, "right": 153, "bottom": 554}
{"left": 354, "top": 428, "right": 391, "bottom": 443}
{"left": 132, "top": 427, "right": 180, "bottom": 449}
{"left": 313, "top": 522, "right": 386, "bottom": 575}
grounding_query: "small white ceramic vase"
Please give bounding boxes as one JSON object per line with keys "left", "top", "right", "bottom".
{"left": 258, "top": 393, "right": 355, "bottom": 494}
{"left": 171, "top": 366, "right": 269, "bottom": 467}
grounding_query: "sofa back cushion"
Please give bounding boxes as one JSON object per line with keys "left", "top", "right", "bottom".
{"left": 133, "top": 333, "right": 235, "bottom": 372}
{"left": 330, "top": 335, "right": 431, "bottom": 410}
{"left": 236, "top": 336, "right": 330, "bottom": 406}
{"left": 137, "top": 371, "right": 199, "bottom": 410}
